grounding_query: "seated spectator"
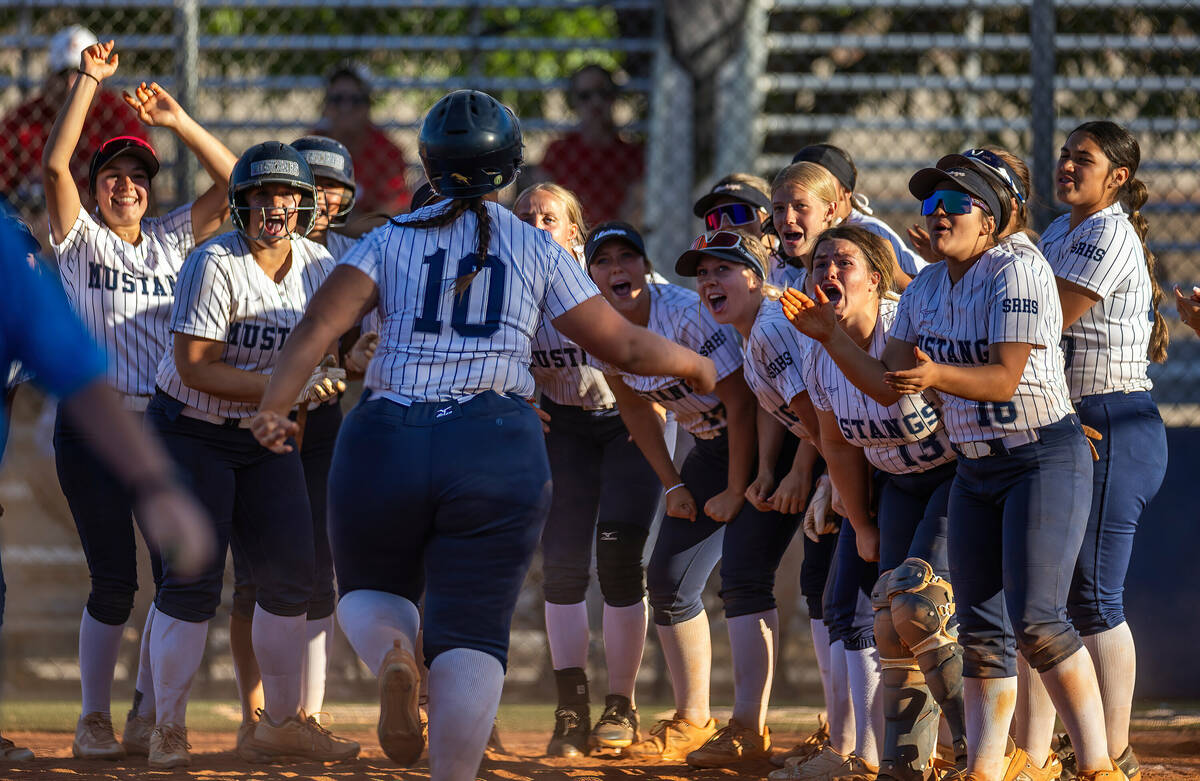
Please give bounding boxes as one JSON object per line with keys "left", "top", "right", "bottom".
{"left": 310, "top": 62, "right": 411, "bottom": 220}
{"left": 538, "top": 65, "right": 644, "bottom": 225}
{"left": 0, "top": 26, "right": 148, "bottom": 226}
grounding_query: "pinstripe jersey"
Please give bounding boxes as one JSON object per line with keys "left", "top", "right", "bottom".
{"left": 768, "top": 254, "right": 808, "bottom": 291}
{"left": 743, "top": 298, "right": 812, "bottom": 438}
{"left": 340, "top": 201, "right": 599, "bottom": 404}
{"left": 155, "top": 232, "right": 334, "bottom": 417}
{"left": 807, "top": 298, "right": 954, "bottom": 473}
{"left": 51, "top": 205, "right": 193, "bottom": 396}
{"left": 590, "top": 282, "right": 741, "bottom": 439}
{"left": 1038, "top": 203, "right": 1152, "bottom": 400}
{"left": 847, "top": 210, "right": 927, "bottom": 278}
{"left": 325, "top": 230, "right": 359, "bottom": 262}
{"left": 890, "top": 235, "right": 1073, "bottom": 443}
{"left": 531, "top": 316, "right": 615, "bottom": 410}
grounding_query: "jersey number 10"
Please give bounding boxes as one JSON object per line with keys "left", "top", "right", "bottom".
{"left": 414, "top": 249, "right": 507, "bottom": 337}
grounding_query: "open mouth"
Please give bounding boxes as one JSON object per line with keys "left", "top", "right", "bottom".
{"left": 820, "top": 283, "right": 843, "bottom": 305}
{"left": 263, "top": 214, "right": 288, "bottom": 235}
{"left": 783, "top": 230, "right": 803, "bottom": 245}
{"left": 706, "top": 291, "right": 727, "bottom": 314}
{"left": 610, "top": 280, "right": 632, "bottom": 297}
{"left": 930, "top": 219, "right": 952, "bottom": 238}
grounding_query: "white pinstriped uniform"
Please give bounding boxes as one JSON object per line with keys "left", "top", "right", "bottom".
{"left": 767, "top": 255, "right": 808, "bottom": 291}
{"left": 890, "top": 234, "right": 1073, "bottom": 444}
{"left": 155, "top": 232, "right": 334, "bottom": 417}
{"left": 340, "top": 201, "right": 598, "bottom": 404}
{"left": 807, "top": 298, "right": 954, "bottom": 473}
{"left": 531, "top": 317, "right": 615, "bottom": 410}
{"left": 590, "top": 282, "right": 741, "bottom": 439}
{"left": 1038, "top": 203, "right": 1153, "bottom": 401}
{"left": 847, "top": 210, "right": 927, "bottom": 278}
{"left": 743, "top": 298, "right": 812, "bottom": 438}
{"left": 52, "top": 205, "right": 194, "bottom": 396}
{"left": 324, "top": 229, "right": 360, "bottom": 262}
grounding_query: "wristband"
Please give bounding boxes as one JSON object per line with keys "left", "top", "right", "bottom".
{"left": 76, "top": 69, "right": 100, "bottom": 84}
{"left": 665, "top": 482, "right": 686, "bottom": 496}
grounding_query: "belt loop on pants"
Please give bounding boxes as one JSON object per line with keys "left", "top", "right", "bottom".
{"left": 120, "top": 394, "right": 151, "bottom": 413}
{"left": 953, "top": 428, "right": 1041, "bottom": 459}
{"left": 178, "top": 405, "right": 255, "bottom": 430}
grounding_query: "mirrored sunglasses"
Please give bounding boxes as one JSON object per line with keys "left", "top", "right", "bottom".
{"left": 703, "top": 202, "right": 759, "bottom": 233}
{"left": 921, "top": 190, "right": 987, "bottom": 216}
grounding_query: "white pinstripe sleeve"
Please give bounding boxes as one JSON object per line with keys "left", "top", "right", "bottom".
{"left": 804, "top": 348, "right": 832, "bottom": 411}
{"left": 1052, "top": 217, "right": 1138, "bottom": 299}
{"left": 170, "top": 249, "right": 233, "bottom": 342}
{"left": 988, "top": 261, "right": 1047, "bottom": 347}
{"left": 543, "top": 238, "right": 600, "bottom": 320}
{"left": 157, "top": 204, "right": 197, "bottom": 260}
{"left": 338, "top": 229, "right": 384, "bottom": 283}
{"left": 50, "top": 210, "right": 101, "bottom": 283}
{"left": 890, "top": 280, "right": 922, "bottom": 344}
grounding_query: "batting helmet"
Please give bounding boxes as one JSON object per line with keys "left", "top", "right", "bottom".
{"left": 291, "top": 135, "right": 356, "bottom": 224}
{"left": 418, "top": 90, "right": 523, "bottom": 199}
{"left": 228, "top": 142, "right": 318, "bottom": 240}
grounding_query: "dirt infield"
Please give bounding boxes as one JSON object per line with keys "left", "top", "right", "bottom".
{"left": 2, "top": 726, "right": 1198, "bottom": 780}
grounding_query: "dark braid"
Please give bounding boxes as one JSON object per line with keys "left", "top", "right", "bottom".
{"left": 387, "top": 196, "right": 493, "bottom": 298}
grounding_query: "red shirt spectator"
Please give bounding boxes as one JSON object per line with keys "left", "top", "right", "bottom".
{"left": 540, "top": 132, "right": 644, "bottom": 225}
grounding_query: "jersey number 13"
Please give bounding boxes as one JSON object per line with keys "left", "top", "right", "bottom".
{"left": 414, "top": 249, "right": 507, "bottom": 337}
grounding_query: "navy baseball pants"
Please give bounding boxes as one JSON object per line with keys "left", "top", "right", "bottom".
{"left": 646, "top": 431, "right": 803, "bottom": 626}
{"left": 823, "top": 520, "right": 878, "bottom": 650}
{"left": 54, "top": 407, "right": 162, "bottom": 626}
{"left": 231, "top": 401, "right": 342, "bottom": 621}
{"left": 539, "top": 397, "right": 661, "bottom": 608}
{"left": 1068, "top": 391, "right": 1167, "bottom": 635}
{"left": 877, "top": 460, "right": 956, "bottom": 576}
{"left": 948, "top": 416, "right": 1092, "bottom": 678}
{"left": 147, "top": 392, "right": 315, "bottom": 622}
{"left": 329, "top": 391, "right": 551, "bottom": 669}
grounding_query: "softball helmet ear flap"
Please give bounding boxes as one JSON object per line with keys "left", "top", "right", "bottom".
{"left": 228, "top": 141, "right": 319, "bottom": 239}
{"left": 418, "top": 90, "right": 523, "bottom": 199}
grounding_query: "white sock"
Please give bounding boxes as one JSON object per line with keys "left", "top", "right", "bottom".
{"left": 1037, "top": 646, "right": 1111, "bottom": 773}
{"left": 1015, "top": 655, "right": 1057, "bottom": 765}
{"left": 828, "top": 639, "right": 855, "bottom": 755}
{"left": 1082, "top": 623, "right": 1136, "bottom": 757}
{"left": 655, "top": 612, "right": 712, "bottom": 726}
{"left": 150, "top": 614, "right": 209, "bottom": 727}
{"left": 337, "top": 590, "right": 421, "bottom": 676}
{"left": 963, "top": 676, "right": 1017, "bottom": 779}
{"left": 79, "top": 609, "right": 124, "bottom": 716}
{"left": 299, "top": 616, "right": 334, "bottom": 717}
{"left": 427, "top": 649, "right": 504, "bottom": 781}
{"left": 544, "top": 601, "right": 589, "bottom": 671}
{"left": 133, "top": 604, "right": 157, "bottom": 718}
{"left": 603, "top": 600, "right": 647, "bottom": 703}
{"left": 845, "top": 646, "right": 882, "bottom": 766}
{"left": 728, "top": 610, "right": 778, "bottom": 732}
{"left": 251, "top": 606, "right": 306, "bottom": 724}
{"left": 811, "top": 619, "right": 834, "bottom": 721}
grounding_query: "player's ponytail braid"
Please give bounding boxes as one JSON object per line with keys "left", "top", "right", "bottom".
{"left": 387, "top": 196, "right": 493, "bottom": 297}
{"left": 1073, "top": 121, "right": 1167, "bottom": 363}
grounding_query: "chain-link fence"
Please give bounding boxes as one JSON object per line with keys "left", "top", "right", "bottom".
{"left": 1, "top": 0, "right": 1198, "bottom": 703}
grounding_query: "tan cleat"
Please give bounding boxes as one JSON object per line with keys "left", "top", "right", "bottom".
{"left": 148, "top": 723, "right": 191, "bottom": 769}
{"left": 623, "top": 713, "right": 718, "bottom": 761}
{"left": 122, "top": 712, "right": 154, "bottom": 757}
{"left": 686, "top": 718, "right": 770, "bottom": 767}
{"left": 239, "top": 710, "right": 360, "bottom": 763}
{"left": 72, "top": 712, "right": 125, "bottom": 760}
{"left": 1075, "top": 762, "right": 1129, "bottom": 781}
{"left": 236, "top": 719, "right": 257, "bottom": 753}
{"left": 1003, "top": 743, "right": 1063, "bottom": 781}
{"left": 378, "top": 639, "right": 424, "bottom": 765}
{"left": 830, "top": 753, "right": 879, "bottom": 780}
{"left": 771, "top": 714, "right": 830, "bottom": 767}
{"left": 0, "top": 734, "right": 33, "bottom": 762}
{"left": 769, "top": 745, "right": 849, "bottom": 780}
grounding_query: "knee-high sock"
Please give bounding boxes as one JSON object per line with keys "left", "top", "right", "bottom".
{"left": 1038, "top": 646, "right": 1111, "bottom": 773}
{"left": 603, "top": 600, "right": 647, "bottom": 703}
{"left": 251, "top": 606, "right": 307, "bottom": 724}
{"left": 336, "top": 590, "right": 421, "bottom": 676}
{"left": 300, "top": 615, "right": 334, "bottom": 717}
{"left": 828, "top": 639, "right": 855, "bottom": 755}
{"left": 845, "top": 646, "right": 883, "bottom": 766}
{"left": 150, "top": 614, "right": 209, "bottom": 727}
{"left": 1014, "top": 655, "right": 1057, "bottom": 765}
{"left": 811, "top": 619, "right": 834, "bottom": 721}
{"left": 963, "top": 676, "right": 1017, "bottom": 779}
{"left": 728, "top": 610, "right": 778, "bottom": 732}
{"left": 655, "top": 612, "right": 711, "bottom": 726}
{"left": 1082, "top": 623, "right": 1136, "bottom": 758}
{"left": 79, "top": 609, "right": 124, "bottom": 716}
{"left": 544, "top": 601, "right": 589, "bottom": 671}
{"left": 427, "top": 649, "right": 504, "bottom": 781}
{"left": 132, "top": 604, "right": 156, "bottom": 719}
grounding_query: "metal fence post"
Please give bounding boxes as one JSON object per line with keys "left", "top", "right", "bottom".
{"left": 175, "top": 0, "right": 199, "bottom": 203}
{"left": 1030, "top": 0, "right": 1057, "bottom": 232}
{"left": 713, "top": 0, "right": 768, "bottom": 180}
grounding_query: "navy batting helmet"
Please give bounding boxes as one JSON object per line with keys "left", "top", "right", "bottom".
{"left": 228, "top": 142, "right": 318, "bottom": 240}
{"left": 418, "top": 90, "right": 523, "bottom": 199}
{"left": 291, "top": 135, "right": 356, "bottom": 224}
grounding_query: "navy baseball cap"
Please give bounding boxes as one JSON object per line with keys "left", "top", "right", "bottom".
{"left": 584, "top": 221, "right": 646, "bottom": 266}
{"left": 908, "top": 165, "right": 1004, "bottom": 222}
{"left": 675, "top": 230, "right": 765, "bottom": 279}
{"left": 937, "top": 149, "right": 1027, "bottom": 205}
{"left": 792, "top": 144, "right": 856, "bottom": 191}
{"left": 693, "top": 180, "right": 771, "bottom": 217}
{"left": 88, "top": 136, "right": 159, "bottom": 193}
